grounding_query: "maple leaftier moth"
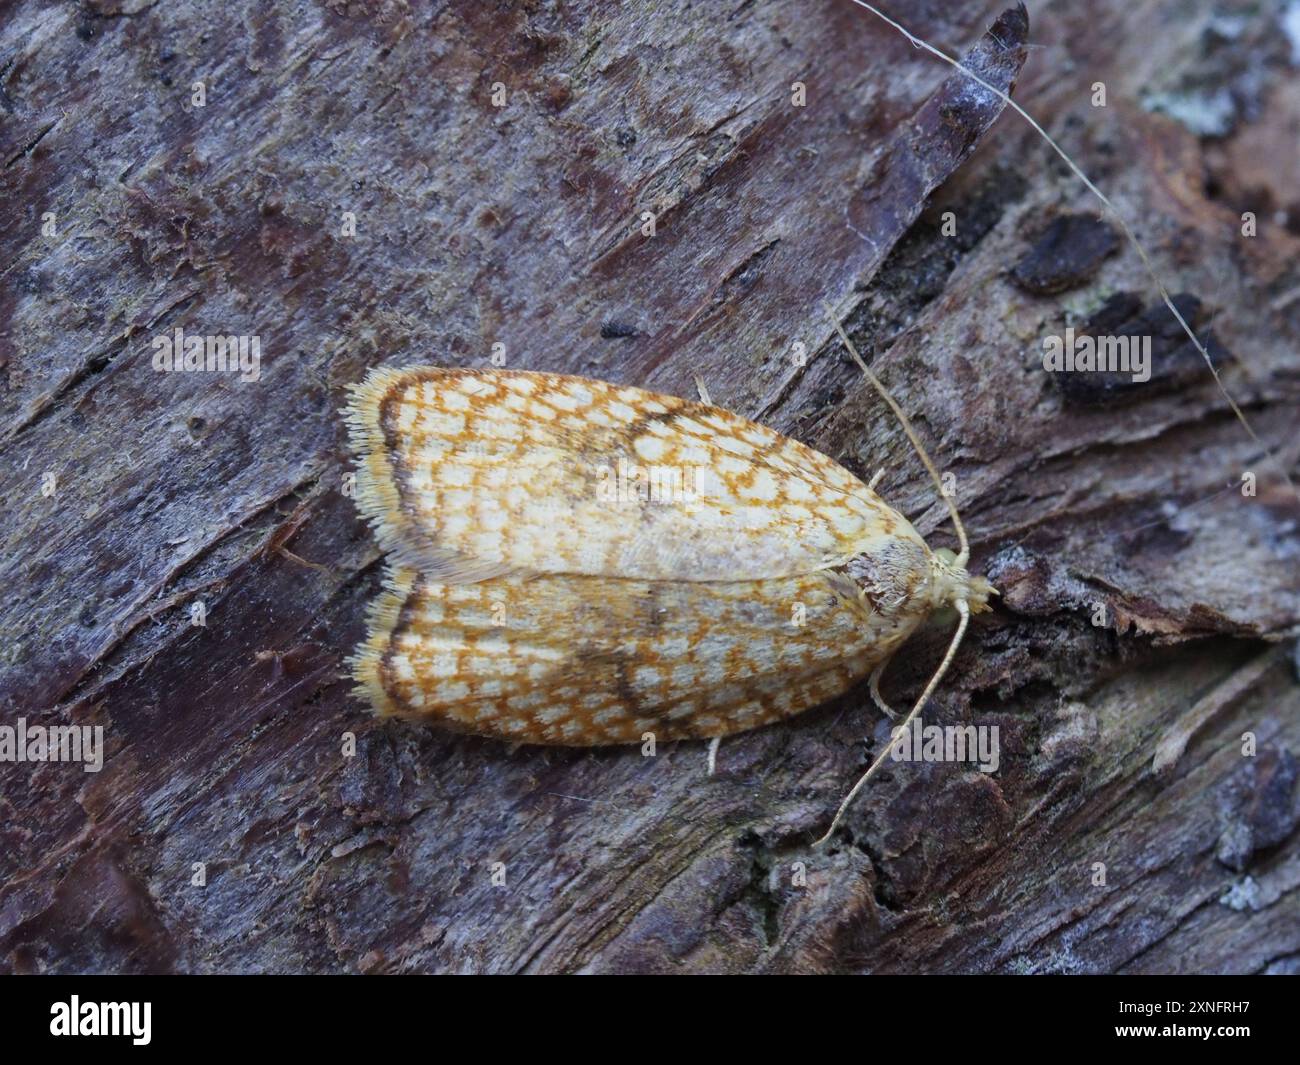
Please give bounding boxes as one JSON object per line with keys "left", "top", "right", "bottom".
{"left": 343, "top": 307, "right": 994, "bottom": 845}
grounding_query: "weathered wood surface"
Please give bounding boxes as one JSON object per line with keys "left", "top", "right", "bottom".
{"left": 1, "top": 0, "right": 1297, "bottom": 974}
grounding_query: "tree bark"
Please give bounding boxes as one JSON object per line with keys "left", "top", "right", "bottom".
{"left": 1, "top": 0, "right": 1297, "bottom": 974}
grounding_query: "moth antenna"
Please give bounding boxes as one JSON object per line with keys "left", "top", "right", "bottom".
{"left": 847, "top": 0, "right": 1298, "bottom": 504}
{"left": 823, "top": 301, "right": 970, "bottom": 566}
{"left": 813, "top": 599, "right": 970, "bottom": 848}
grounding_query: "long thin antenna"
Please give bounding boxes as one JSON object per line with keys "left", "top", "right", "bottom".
{"left": 813, "top": 599, "right": 971, "bottom": 847}
{"left": 845, "top": 0, "right": 1297, "bottom": 504}
{"left": 824, "top": 302, "right": 970, "bottom": 565}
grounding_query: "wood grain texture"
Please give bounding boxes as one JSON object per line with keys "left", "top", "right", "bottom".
{"left": 1, "top": 0, "right": 1297, "bottom": 974}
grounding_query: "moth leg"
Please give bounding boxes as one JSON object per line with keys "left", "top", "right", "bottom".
{"left": 869, "top": 658, "right": 899, "bottom": 720}
{"left": 706, "top": 735, "right": 722, "bottom": 775}
{"left": 692, "top": 374, "right": 713, "bottom": 406}
{"left": 868, "top": 468, "right": 885, "bottom": 491}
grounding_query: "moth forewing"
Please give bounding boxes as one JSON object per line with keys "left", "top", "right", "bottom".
{"left": 349, "top": 561, "right": 936, "bottom": 745}
{"left": 344, "top": 368, "right": 918, "bottom": 585}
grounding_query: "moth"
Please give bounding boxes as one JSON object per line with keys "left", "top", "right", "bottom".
{"left": 344, "top": 315, "right": 995, "bottom": 841}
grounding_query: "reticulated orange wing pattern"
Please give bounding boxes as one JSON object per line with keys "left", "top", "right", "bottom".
{"left": 344, "top": 368, "right": 920, "bottom": 584}
{"left": 350, "top": 564, "right": 930, "bottom": 744}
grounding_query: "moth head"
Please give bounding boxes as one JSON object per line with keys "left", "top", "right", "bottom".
{"left": 932, "top": 547, "right": 997, "bottom": 615}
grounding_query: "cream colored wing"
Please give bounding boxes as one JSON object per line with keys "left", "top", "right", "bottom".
{"left": 350, "top": 565, "right": 928, "bottom": 744}
{"left": 344, "top": 367, "right": 920, "bottom": 583}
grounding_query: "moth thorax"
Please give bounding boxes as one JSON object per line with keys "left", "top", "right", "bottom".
{"left": 843, "top": 538, "right": 931, "bottom": 616}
